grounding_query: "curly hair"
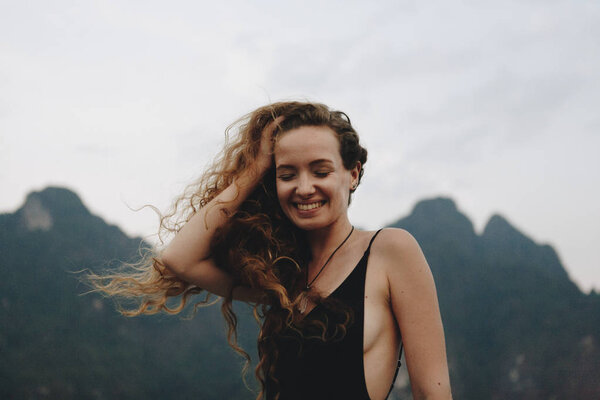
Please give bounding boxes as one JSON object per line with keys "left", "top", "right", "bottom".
{"left": 86, "top": 101, "right": 368, "bottom": 400}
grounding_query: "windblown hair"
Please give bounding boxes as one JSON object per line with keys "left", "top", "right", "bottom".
{"left": 87, "top": 101, "right": 368, "bottom": 400}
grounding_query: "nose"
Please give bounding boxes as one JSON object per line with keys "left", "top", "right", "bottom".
{"left": 296, "top": 173, "right": 316, "bottom": 197}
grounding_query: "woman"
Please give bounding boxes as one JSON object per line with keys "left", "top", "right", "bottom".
{"left": 92, "top": 101, "right": 452, "bottom": 400}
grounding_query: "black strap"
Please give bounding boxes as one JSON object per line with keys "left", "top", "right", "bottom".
{"left": 364, "top": 228, "right": 384, "bottom": 256}
{"left": 386, "top": 342, "right": 403, "bottom": 398}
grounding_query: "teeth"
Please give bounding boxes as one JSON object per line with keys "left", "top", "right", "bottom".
{"left": 296, "top": 201, "right": 323, "bottom": 211}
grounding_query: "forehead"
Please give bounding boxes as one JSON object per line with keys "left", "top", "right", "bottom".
{"left": 274, "top": 126, "right": 341, "bottom": 166}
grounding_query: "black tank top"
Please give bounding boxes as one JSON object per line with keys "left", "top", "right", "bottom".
{"left": 266, "top": 229, "right": 403, "bottom": 400}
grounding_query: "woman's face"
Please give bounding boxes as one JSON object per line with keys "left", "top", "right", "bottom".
{"left": 274, "top": 125, "right": 359, "bottom": 231}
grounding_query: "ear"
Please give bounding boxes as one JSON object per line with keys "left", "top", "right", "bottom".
{"left": 350, "top": 161, "right": 361, "bottom": 189}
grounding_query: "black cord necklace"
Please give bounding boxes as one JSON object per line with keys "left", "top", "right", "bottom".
{"left": 299, "top": 225, "right": 354, "bottom": 313}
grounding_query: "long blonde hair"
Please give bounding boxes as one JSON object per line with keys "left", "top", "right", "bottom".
{"left": 87, "top": 101, "right": 368, "bottom": 400}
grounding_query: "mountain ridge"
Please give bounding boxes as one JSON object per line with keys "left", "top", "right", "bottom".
{"left": 1, "top": 186, "right": 598, "bottom": 399}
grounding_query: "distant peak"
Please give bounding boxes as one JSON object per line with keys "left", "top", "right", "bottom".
{"left": 389, "top": 196, "right": 476, "bottom": 239}
{"left": 412, "top": 197, "right": 458, "bottom": 215}
{"left": 19, "top": 186, "right": 91, "bottom": 226}
{"left": 21, "top": 196, "right": 53, "bottom": 231}
{"left": 482, "top": 213, "right": 538, "bottom": 249}
{"left": 483, "top": 214, "right": 521, "bottom": 238}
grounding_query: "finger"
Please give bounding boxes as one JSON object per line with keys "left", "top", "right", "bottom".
{"left": 264, "top": 116, "right": 285, "bottom": 136}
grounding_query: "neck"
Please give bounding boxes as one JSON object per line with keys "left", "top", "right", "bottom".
{"left": 306, "top": 219, "right": 354, "bottom": 263}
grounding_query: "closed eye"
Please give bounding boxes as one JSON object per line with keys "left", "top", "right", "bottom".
{"left": 315, "top": 171, "right": 330, "bottom": 178}
{"left": 277, "top": 174, "right": 295, "bottom": 181}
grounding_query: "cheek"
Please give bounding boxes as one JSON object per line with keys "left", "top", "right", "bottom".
{"left": 275, "top": 181, "right": 288, "bottom": 205}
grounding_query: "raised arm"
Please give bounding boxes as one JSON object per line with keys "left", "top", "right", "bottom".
{"left": 161, "top": 117, "right": 283, "bottom": 303}
{"left": 382, "top": 228, "right": 452, "bottom": 400}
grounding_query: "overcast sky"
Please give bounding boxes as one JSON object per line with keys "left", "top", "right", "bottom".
{"left": 1, "top": 0, "right": 599, "bottom": 292}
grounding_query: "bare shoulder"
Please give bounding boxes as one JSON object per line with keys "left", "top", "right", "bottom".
{"left": 370, "top": 228, "right": 430, "bottom": 283}
{"left": 371, "top": 228, "right": 422, "bottom": 260}
{"left": 372, "top": 229, "right": 451, "bottom": 399}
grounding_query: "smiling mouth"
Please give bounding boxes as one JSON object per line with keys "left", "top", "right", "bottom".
{"left": 295, "top": 201, "right": 326, "bottom": 211}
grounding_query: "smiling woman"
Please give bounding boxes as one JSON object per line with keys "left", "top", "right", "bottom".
{"left": 275, "top": 125, "right": 360, "bottom": 231}
{"left": 88, "top": 101, "right": 452, "bottom": 400}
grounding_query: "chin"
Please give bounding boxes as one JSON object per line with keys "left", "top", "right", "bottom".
{"left": 289, "top": 216, "right": 333, "bottom": 232}
{"left": 294, "top": 223, "right": 322, "bottom": 231}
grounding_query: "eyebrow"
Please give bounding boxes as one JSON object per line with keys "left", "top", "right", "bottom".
{"left": 276, "top": 159, "right": 334, "bottom": 170}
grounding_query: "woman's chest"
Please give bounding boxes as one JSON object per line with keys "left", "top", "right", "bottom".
{"left": 363, "top": 254, "right": 397, "bottom": 352}
{"left": 363, "top": 261, "right": 403, "bottom": 400}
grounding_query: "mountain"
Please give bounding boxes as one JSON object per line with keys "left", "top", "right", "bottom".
{"left": 0, "top": 187, "right": 260, "bottom": 399}
{"left": 1, "top": 188, "right": 598, "bottom": 399}
{"left": 389, "top": 197, "right": 600, "bottom": 399}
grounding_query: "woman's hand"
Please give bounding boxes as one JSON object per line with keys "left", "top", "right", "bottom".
{"left": 163, "top": 115, "right": 284, "bottom": 293}
{"left": 254, "top": 116, "right": 284, "bottom": 174}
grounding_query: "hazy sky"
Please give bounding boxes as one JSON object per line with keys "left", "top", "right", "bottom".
{"left": 1, "top": 1, "right": 599, "bottom": 292}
